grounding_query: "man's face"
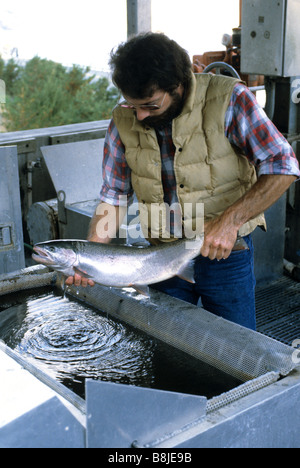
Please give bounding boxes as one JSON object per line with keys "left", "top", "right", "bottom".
{"left": 123, "top": 86, "right": 184, "bottom": 129}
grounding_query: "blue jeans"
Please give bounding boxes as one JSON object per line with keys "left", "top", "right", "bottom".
{"left": 151, "top": 235, "right": 256, "bottom": 330}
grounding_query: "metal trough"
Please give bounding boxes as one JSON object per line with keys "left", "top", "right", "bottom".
{"left": 0, "top": 265, "right": 299, "bottom": 448}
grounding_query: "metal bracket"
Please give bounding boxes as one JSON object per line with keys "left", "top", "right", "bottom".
{"left": 0, "top": 224, "right": 13, "bottom": 249}
{"left": 0, "top": 138, "right": 36, "bottom": 154}
{"left": 57, "top": 190, "right": 67, "bottom": 225}
{"left": 50, "top": 129, "right": 106, "bottom": 145}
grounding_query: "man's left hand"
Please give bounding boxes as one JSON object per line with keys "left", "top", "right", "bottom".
{"left": 200, "top": 216, "right": 238, "bottom": 261}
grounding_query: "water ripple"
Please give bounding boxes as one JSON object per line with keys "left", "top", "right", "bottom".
{"left": 0, "top": 291, "right": 155, "bottom": 396}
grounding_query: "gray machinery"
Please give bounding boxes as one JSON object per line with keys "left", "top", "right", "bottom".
{"left": 0, "top": 146, "right": 25, "bottom": 274}
{"left": 28, "top": 139, "right": 104, "bottom": 242}
{"left": 26, "top": 138, "right": 133, "bottom": 246}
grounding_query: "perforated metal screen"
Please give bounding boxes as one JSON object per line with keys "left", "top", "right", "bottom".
{"left": 0, "top": 266, "right": 298, "bottom": 385}
{"left": 256, "top": 276, "right": 300, "bottom": 346}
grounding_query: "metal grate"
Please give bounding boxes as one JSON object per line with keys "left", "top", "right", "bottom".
{"left": 256, "top": 275, "right": 300, "bottom": 346}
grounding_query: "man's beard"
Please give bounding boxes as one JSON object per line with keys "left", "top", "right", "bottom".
{"left": 137, "top": 91, "right": 184, "bottom": 130}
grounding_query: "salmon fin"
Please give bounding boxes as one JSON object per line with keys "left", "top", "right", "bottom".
{"left": 73, "top": 266, "right": 94, "bottom": 279}
{"left": 177, "top": 260, "right": 195, "bottom": 284}
{"left": 130, "top": 284, "right": 150, "bottom": 297}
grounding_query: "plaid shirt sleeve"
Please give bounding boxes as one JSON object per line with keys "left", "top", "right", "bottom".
{"left": 225, "top": 83, "right": 300, "bottom": 178}
{"left": 99, "top": 119, "right": 134, "bottom": 206}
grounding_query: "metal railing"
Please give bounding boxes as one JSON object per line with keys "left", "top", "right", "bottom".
{"left": 0, "top": 120, "right": 110, "bottom": 232}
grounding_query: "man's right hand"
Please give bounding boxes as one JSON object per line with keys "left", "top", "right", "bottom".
{"left": 65, "top": 273, "right": 95, "bottom": 288}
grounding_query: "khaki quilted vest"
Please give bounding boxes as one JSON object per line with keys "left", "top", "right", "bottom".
{"left": 113, "top": 73, "right": 266, "bottom": 241}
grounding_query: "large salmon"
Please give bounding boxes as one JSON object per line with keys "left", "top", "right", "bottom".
{"left": 32, "top": 237, "right": 204, "bottom": 295}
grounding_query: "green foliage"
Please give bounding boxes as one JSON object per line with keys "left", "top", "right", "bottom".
{"left": 0, "top": 56, "right": 119, "bottom": 131}
{"left": 0, "top": 57, "right": 21, "bottom": 94}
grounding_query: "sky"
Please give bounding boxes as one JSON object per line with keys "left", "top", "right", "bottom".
{"left": 0, "top": 0, "right": 240, "bottom": 72}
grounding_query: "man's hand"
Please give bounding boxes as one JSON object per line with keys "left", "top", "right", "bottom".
{"left": 201, "top": 216, "right": 239, "bottom": 260}
{"left": 200, "top": 175, "right": 296, "bottom": 261}
{"left": 65, "top": 273, "right": 95, "bottom": 288}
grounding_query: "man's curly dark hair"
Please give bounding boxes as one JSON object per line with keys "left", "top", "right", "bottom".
{"left": 109, "top": 32, "right": 192, "bottom": 99}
